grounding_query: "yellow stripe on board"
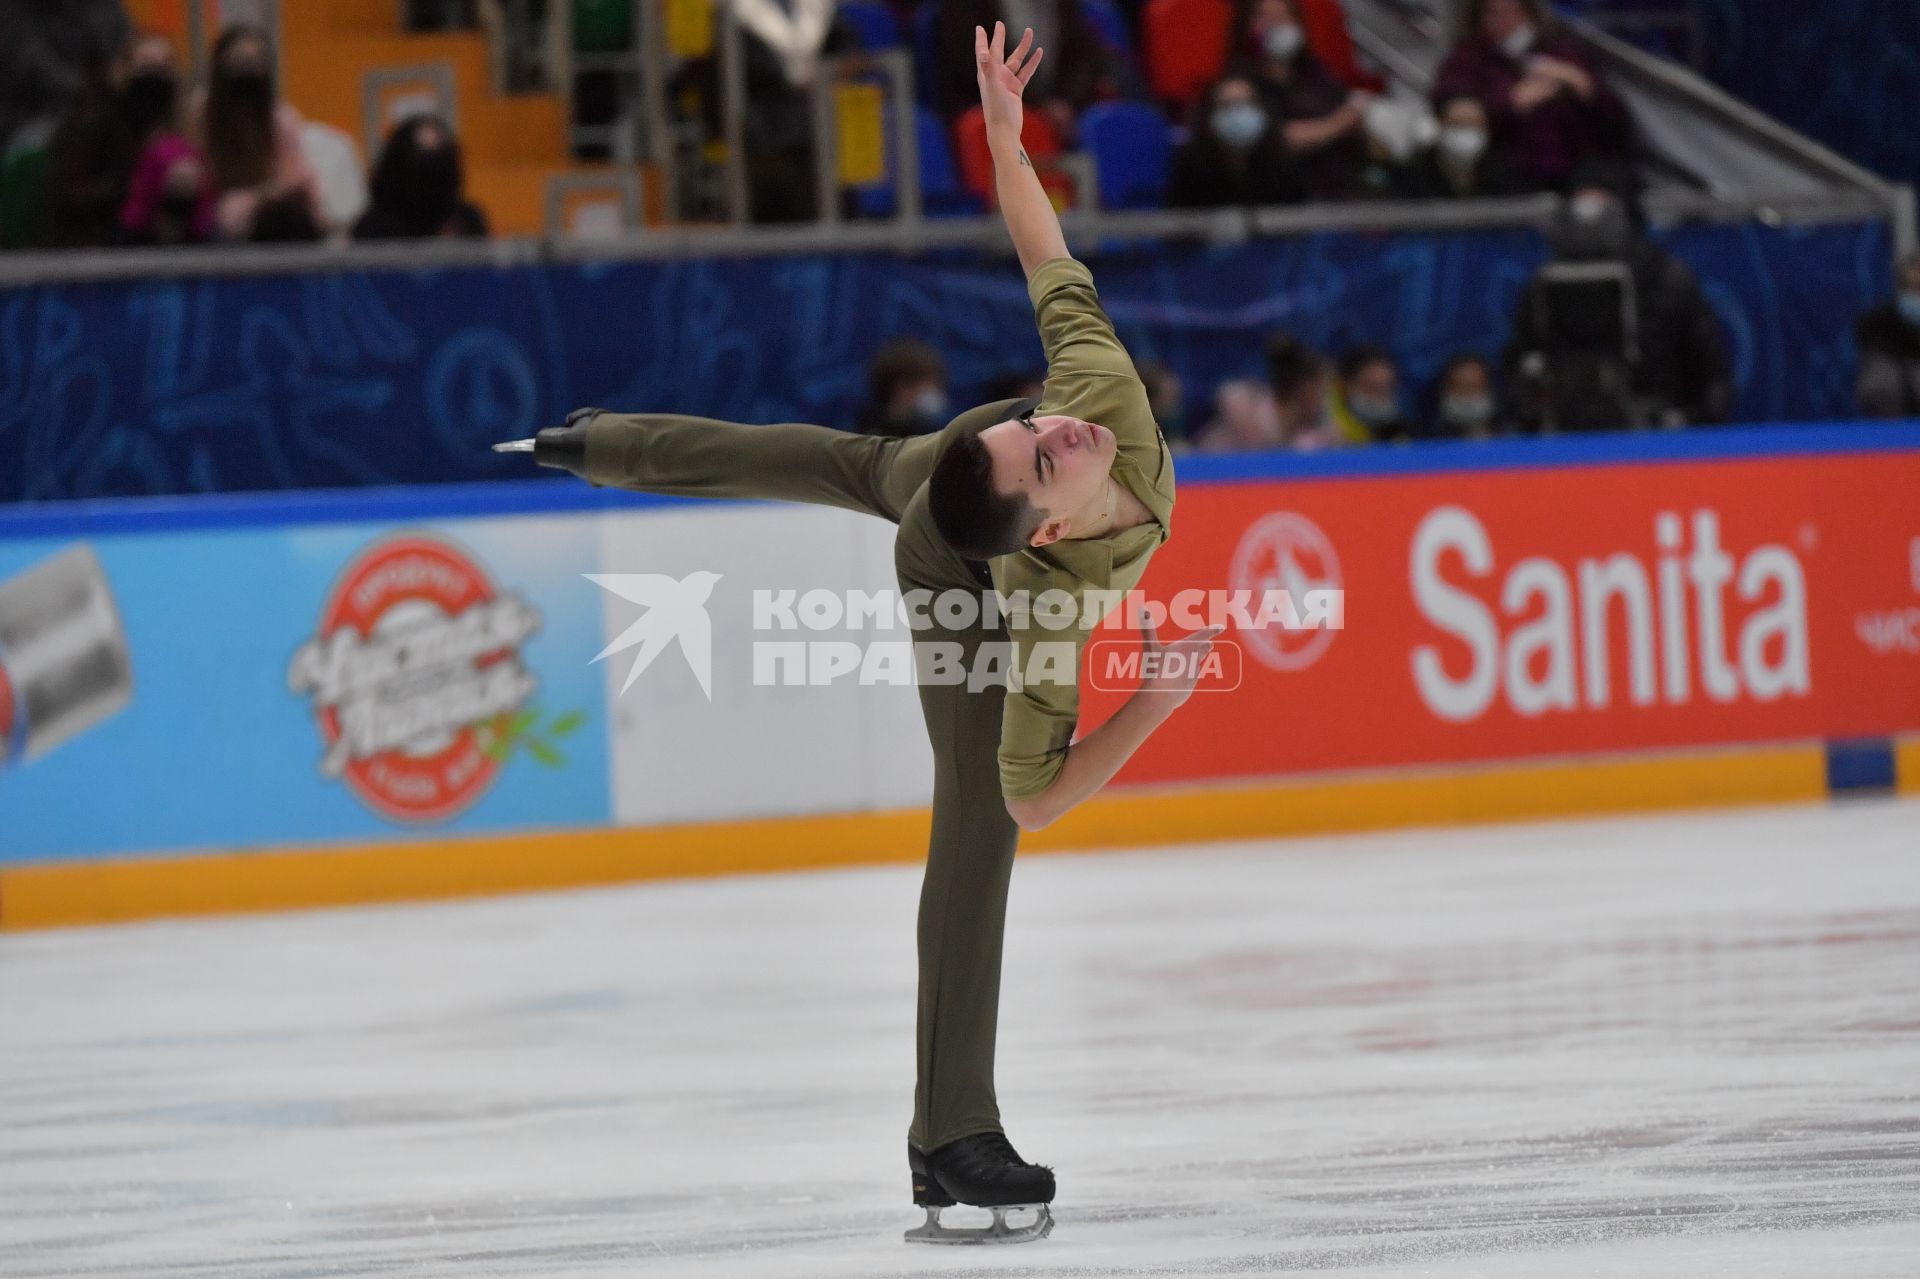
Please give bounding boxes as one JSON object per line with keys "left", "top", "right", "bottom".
{"left": 0, "top": 743, "right": 1832, "bottom": 931}
{"left": 1897, "top": 737, "right": 1920, "bottom": 795}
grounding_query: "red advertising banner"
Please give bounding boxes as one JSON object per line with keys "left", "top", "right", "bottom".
{"left": 1084, "top": 451, "right": 1920, "bottom": 785}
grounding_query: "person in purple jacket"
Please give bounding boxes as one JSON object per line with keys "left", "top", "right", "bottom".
{"left": 1431, "top": 0, "right": 1631, "bottom": 193}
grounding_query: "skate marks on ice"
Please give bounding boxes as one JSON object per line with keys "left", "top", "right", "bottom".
{"left": 1, "top": 800, "right": 1918, "bottom": 1277}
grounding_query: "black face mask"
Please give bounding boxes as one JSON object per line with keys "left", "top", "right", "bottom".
{"left": 216, "top": 68, "right": 274, "bottom": 112}
{"left": 121, "top": 71, "right": 178, "bottom": 135}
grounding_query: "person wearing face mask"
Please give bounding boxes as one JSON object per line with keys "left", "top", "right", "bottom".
{"left": 1406, "top": 95, "right": 1521, "bottom": 199}
{"left": 1168, "top": 73, "right": 1307, "bottom": 209}
{"left": 188, "top": 24, "right": 320, "bottom": 242}
{"left": 40, "top": 29, "right": 188, "bottom": 248}
{"left": 1332, "top": 346, "right": 1416, "bottom": 443}
{"left": 1855, "top": 252, "right": 1920, "bottom": 419}
{"left": 1431, "top": 0, "right": 1629, "bottom": 194}
{"left": 855, "top": 340, "right": 953, "bottom": 437}
{"left": 115, "top": 34, "right": 214, "bottom": 245}
{"left": 1429, "top": 354, "right": 1505, "bottom": 439}
{"left": 1506, "top": 160, "right": 1731, "bottom": 431}
{"left": 353, "top": 115, "right": 488, "bottom": 240}
{"left": 1239, "top": 0, "right": 1375, "bottom": 201}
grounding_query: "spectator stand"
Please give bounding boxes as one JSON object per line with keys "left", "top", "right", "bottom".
{"left": 1341, "top": 0, "right": 1912, "bottom": 258}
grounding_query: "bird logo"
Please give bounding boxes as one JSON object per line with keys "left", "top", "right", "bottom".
{"left": 586, "top": 571, "right": 724, "bottom": 699}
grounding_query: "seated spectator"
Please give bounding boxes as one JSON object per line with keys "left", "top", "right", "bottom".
{"left": 1194, "top": 378, "right": 1283, "bottom": 452}
{"left": 1268, "top": 334, "right": 1342, "bottom": 448}
{"left": 1431, "top": 0, "right": 1630, "bottom": 193}
{"left": 1195, "top": 333, "right": 1339, "bottom": 450}
{"left": 115, "top": 33, "right": 214, "bottom": 246}
{"left": 1167, "top": 73, "right": 1306, "bottom": 209}
{"left": 932, "top": 0, "right": 1119, "bottom": 137}
{"left": 1404, "top": 95, "right": 1523, "bottom": 199}
{"left": 189, "top": 24, "right": 321, "bottom": 242}
{"left": 353, "top": 115, "right": 488, "bottom": 240}
{"left": 856, "top": 339, "right": 951, "bottom": 436}
{"left": 38, "top": 34, "right": 155, "bottom": 248}
{"left": 1332, "top": 345, "right": 1416, "bottom": 442}
{"left": 1238, "top": 0, "right": 1374, "bottom": 200}
{"left": 1429, "top": 353, "right": 1506, "bottom": 438}
{"left": 1505, "top": 161, "right": 1731, "bottom": 431}
{"left": 1856, "top": 252, "right": 1920, "bottom": 418}
{"left": 0, "top": 0, "right": 128, "bottom": 177}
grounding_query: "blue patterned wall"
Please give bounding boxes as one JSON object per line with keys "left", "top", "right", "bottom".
{"left": 0, "top": 219, "right": 1891, "bottom": 501}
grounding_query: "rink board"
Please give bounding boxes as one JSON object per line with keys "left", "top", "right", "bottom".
{"left": 2, "top": 423, "right": 1917, "bottom": 928}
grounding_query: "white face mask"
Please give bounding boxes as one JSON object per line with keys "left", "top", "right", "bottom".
{"left": 1438, "top": 126, "right": 1488, "bottom": 163}
{"left": 912, "top": 387, "right": 949, "bottom": 421}
{"left": 1211, "top": 102, "right": 1268, "bottom": 149}
{"left": 1442, "top": 393, "right": 1494, "bottom": 428}
{"left": 1264, "top": 23, "right": 1305, "bottom": 62}
{"left": 1500, "top": 21, "right": 1536, "bottom": 59}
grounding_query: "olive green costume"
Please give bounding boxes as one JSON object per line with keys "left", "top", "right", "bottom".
{"left": 579, "top": 258, "right": 1174, "bottom": 1149}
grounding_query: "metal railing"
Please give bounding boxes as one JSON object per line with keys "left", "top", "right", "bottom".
{"left": 0, "top": 187, "right": 1899, "bottom": 287}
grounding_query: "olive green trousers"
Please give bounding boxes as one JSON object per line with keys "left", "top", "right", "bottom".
{"left": 581, "top": 405, "right": 1028, "bottom": 1150}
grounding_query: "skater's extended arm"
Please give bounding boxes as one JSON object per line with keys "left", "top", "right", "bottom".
{"left": 1004, "top": 618, "right": 1221, "bottom": 832}
{"left": 975, "top": 22, "right": 1068, "bottom": 280}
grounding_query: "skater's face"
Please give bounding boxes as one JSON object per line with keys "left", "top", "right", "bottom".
{"left": 978, "top": 411, "right": 1117, "bottom": 545}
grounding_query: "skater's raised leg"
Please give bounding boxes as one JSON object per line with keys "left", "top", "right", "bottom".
{"left": 506, "top": 409, "right": 941, "bottom": 524}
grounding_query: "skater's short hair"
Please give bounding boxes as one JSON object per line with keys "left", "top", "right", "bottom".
{"left": 928, "top": 429, "right": 1043, "bottom": 560}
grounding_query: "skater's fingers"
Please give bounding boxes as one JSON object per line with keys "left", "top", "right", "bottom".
{"left": 1017, "top": 46, "right": 1043, "bottom": 87}
{"left": 1137, "top": 604, "right": 1160, "bottom": 647}
{"left": 1007, "top": 26, "right": 1034, "bottom": 73}
{"left": 991, "top": 20, "right": 1005, "bottom": 60}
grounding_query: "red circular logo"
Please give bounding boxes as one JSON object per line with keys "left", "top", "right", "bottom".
{"left": 290, "top": 536, "right": 540, "bottom": 825}
{"left": 1228, "top": 512, "right": 1342, "bottom": 672}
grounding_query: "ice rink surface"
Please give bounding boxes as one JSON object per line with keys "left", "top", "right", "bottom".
{"left": 4, "top": 800, "right": 1919, "bottom": 1278}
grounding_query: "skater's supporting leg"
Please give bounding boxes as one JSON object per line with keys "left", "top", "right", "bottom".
{"left": 580, "top": 412, "right": 937, "bottom": 522}
{"left": 895, "top": 490, "right": 1023, "bottom": 1152}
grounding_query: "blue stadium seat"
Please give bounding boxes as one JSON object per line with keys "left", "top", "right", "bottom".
{"left": 853, "top": 105, "right": 986, "bottom": 219}
{"left": 1078, "top": 101, "right": 1172, "bottom": 209}
{"left": 838, "top": 0, "right": 903, "bottom": 50}
{"left": 1079, "top": 0, "right": 1135, "bottom": 56}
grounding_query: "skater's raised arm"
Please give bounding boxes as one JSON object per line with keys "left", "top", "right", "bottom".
{"left": 975, "top": 22, "right": 1069, "bottom": 281}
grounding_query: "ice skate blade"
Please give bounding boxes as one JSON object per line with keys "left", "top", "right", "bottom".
{"left": 903, "top": 1203, "right": 1053, "bottom": 1245}
{"left": 491, "top": 439, "right": 536, "bottom": 453}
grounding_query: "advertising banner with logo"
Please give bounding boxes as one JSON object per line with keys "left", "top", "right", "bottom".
{"left": 1081, "top": 447, "right": 1920, "bottom": 784}
{"left": 0, "top": 515, "right": 609, "bottom": 864}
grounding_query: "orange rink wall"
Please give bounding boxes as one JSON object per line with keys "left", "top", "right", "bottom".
{"left": 3, "top": 424, "right": 1918, "bottom": 931}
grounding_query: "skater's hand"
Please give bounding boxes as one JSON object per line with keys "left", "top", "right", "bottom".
{"left": 975, "top": 21, "right": 1041, "bottom": 146}
{"left": 1136, "top": 609, "right": 1223, "bottom": 712}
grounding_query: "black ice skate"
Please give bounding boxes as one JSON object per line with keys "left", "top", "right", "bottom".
{"left": 491, "top": 407, "right": 600, "bottom": 478}
{"left": 905, "top": 1133, "right": 1055, "bottom": 1244}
